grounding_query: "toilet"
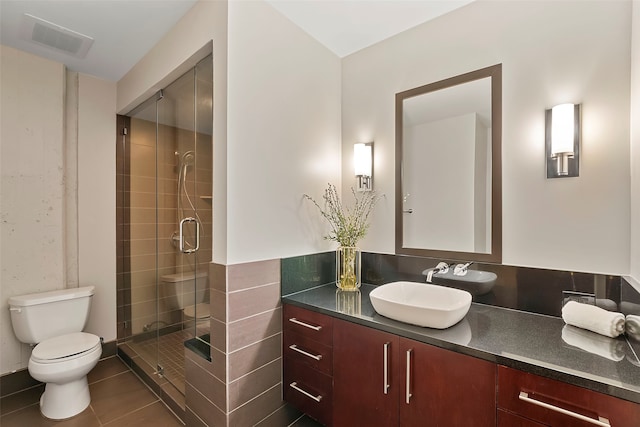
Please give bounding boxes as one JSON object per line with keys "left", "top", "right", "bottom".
{"left": 160, "top": 271, "right": 210, "bottom": 325}
{"left": 8, "top": 286, "right": 102, "bottom": 420}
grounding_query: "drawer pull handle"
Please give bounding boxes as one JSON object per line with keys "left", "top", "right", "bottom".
{"left": 290, "top": 382, "right": 322, "bottom": 402}
{"left": 518, "top": 392, "right": 611, "bottom": 427}
{"left": 383, "top": 342, "right": 390, "bottom": 394}
{"left": 289, "top": 317, "right": 322, "bottom": 331}
{"left": 406, "top": 349, "right": 413, "bottom": 404}
{"left": 289, "top": 344, "right": 322, "bottom": 361}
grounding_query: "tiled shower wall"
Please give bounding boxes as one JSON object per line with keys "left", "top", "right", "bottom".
{"left": 116, "top": 115, "right": 213, "bottom": 340}
{"left": 128, "top": 117, "right": 178, "bottom": 336}
{"left": 184, "top": 260, "right": 300, "bottom": 427}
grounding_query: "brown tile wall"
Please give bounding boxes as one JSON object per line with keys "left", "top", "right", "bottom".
{"left": 117, "top": 113, "right": 213, "bottom": 340}
{"left": 185, "top": 260, "right": 290, "bottom": 427}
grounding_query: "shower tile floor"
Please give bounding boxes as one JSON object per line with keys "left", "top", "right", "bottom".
{"left": 127, "top": 326, "right": 208, "bottom": 395}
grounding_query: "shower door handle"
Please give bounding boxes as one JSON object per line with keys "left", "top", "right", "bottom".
{"left": 179, "top": 217, "right": 200, "bottom": 253}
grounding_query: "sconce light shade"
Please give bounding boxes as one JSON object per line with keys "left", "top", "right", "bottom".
{"left": 546, "top": 103, "right": 580, "bottom": 178}
{"left": 354, "top": 142, "right": 373, "bottom": 191}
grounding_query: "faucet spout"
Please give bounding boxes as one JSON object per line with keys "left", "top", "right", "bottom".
{"left": 426, "top": 262, "right": 449, "bottom": 283}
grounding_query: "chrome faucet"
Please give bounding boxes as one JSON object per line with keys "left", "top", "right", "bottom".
{"left": 426, "top": 262, "right": 449, "bottom": 283}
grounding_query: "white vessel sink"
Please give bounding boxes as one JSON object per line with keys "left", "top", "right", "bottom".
{"left": 369, "top": 281, "right": 472, "bottom": 329}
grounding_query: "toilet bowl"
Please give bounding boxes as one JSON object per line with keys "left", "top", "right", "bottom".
{"left": 28, "top": 332, "right": 102, "bottom": 419}
{"left": 183, "top": 302, "right": 210, "bottom": 321}
{"left": 160, "top": 271, "right": 210, "bottom": 325}
{"left": 183, "top": 302, "right": 211, "bottom": 331}
{"left": 8, "top": 286, "right": 102, "bottom": 420}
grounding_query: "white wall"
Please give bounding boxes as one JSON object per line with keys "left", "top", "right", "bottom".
{"left": 226, "top": 0, "right": 341, "bottom": 264}
{"left": 342, "top": 0, "right": 632, "bottom": 274}
{"left": 77, "top": 74, "right": 117, "bottom": 342}
{"left": 117, "top": 0, "right": 228, "bottom": 263}
{"left": 631, "top": 0, "right": 640, "bottom": 281}
{"left": 118, "top": 0, "right": 342, "bottom": 265}
{"left": 0, "top": 46, "right": 66, "bottom": 373}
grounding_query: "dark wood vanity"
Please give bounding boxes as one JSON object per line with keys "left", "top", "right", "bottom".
{"left": 283, "top": 302, "right": 640, "bottom": 427}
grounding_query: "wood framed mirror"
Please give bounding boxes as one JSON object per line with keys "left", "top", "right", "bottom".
{"left": 395, "top": 64, "right": 502, "bottom": 263}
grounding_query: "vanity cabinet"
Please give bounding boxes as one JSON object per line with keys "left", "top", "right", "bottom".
{"left": 333, "top": 318, "right": 496, "bottom": 427}
{"left": 283, "top": 304, "right": 334, "bottom": 426}
{"left": 497, "top": 366, "right": 640, "bottom": 427}
{"left": 284, "top": 304, "right": 640, "bottom": 427}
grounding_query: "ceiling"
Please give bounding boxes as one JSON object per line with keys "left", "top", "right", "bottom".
{"left": 0, "top": 0, "right": 473, "bottom": 82}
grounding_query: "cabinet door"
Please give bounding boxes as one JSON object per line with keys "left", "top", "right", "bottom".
{"left": 333, "top": 319, "right": 400, "bottom": 427}
{"left": 399, "top": 337, "right": 496, "bottom": 427}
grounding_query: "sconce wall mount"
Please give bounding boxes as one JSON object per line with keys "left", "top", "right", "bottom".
{"left": 546, "top": 103, "right": 581, "bottom": 178}
{"left": 354, "top": 142, "right": 373, "bottom": 191}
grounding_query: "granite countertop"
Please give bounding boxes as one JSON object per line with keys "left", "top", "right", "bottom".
{"left": 282, "top": 284, "right": 640, "bottom": 404}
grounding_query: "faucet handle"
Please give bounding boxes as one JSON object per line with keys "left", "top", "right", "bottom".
{"left": 435, "top": 262, "right": 450, "bottom": 273}
{"left": 453, "top": 262, "right": 473, "bottom": 276}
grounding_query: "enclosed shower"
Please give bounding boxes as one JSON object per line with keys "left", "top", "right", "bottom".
{"left": 116, "top": 54, "right": 213, "bottom": 397}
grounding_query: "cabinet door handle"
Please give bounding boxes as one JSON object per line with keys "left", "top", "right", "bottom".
{"left": 290, "top": 382, "right": 322, "bottom": 402}
{"left": 406, "top": 349, "right": 413, "bottom": 404}
{"left": 383, "top": 342, "right": 390, "bottom": 394}
{"left": 289, "top": 344, "right": 322, "bottom": 361}
{"left": 288, "top": 317, "right": 322, "bottom": 331}
{"left": 518, "top": 392, "right": 610, "bottom": 427}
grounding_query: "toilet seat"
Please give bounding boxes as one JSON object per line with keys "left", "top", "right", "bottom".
{"left": 183, "top": 303, "right": 210, "bottom": 320}
{"left": 31, "top": 332, "right": 101, "bottom": 364}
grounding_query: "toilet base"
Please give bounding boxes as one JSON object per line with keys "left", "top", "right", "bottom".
{"left": 40, "top": 376, "right": 91, "bottom": 420}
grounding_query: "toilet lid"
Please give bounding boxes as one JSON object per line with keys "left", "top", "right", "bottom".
{"left": 32, "top": 332, "right": 100, "bottom": 361}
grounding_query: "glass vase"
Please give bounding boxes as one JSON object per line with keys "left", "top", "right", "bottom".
{"left": 336, "top": 246, "right": 361, "bottom": 291}
{"left": 336, "top": 289, "right": 362, "bottom": 315}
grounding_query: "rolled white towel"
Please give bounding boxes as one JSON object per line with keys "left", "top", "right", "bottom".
{"left": 561, "top": 301, "right": 625, "bottom": 338}
{"left": 626, "top": 315, "right": 640, "bottom": 341}
{"left": 561, "top": 325, "right": 625, "bottom": 362}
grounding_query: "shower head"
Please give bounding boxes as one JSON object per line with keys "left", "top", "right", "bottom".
{"left": 181, "top": 151, "right": 195, "bottom": 167}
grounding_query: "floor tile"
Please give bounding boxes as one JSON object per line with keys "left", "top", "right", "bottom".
{"left": 0, "top": 403, "right": 101, "bottom": 427}
{"left": 0, "top": 357, "right": 183, "bottom": 427}
{"left": 89, "top": 370, "right": 158, "bottom": 424}
{"left": 104, "top": 401, "right": 183, "bottom": 426}
{"left": 0, "top": 384, "right": 44, "bottom": 415}
{"left": 88, "top": 356, "right": 129, "bottom": 384}
{"left": 290, "top": 414, "right": 324, "bottom": 427}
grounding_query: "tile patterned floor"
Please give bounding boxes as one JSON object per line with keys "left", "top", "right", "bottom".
{"left": 0, "top": 357, "right": 183, "bottom": 427}
{"left": 127, "top": 329, "right": 198, "bottom": 395}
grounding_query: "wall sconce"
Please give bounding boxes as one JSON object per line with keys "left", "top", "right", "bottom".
{"left": 546, "top": 103, "right": 581, "bottom": 178}
{"left": 354, "top": 142, "right": 373, "bottom": 191}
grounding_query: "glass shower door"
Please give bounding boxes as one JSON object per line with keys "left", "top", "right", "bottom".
{"left": 156, "top": 55, "right": 212, "bottom": 392}
{"left": 127, "top": 92, "right": 161, "bottom": 377}
{"left": 123, "top": 54, "right": 212, "bottom": 396}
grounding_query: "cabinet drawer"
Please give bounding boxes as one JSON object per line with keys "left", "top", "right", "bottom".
{"left": 283, "top": 304, "right": 333, "bottom": 345}
{"left": 498, "top": 409, "right": 547, "bottom": 426}
{"left": 284, "top": 330, "right": 333, "bottom": 375}
{"left": 284, "top": 356, "right": 333, "bottom": 426}
{"left": 498, "top": 366, "right": 640, "bottom": 427}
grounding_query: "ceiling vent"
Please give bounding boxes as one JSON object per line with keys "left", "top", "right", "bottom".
{"left": 20, "top": 13, "right": 94, "bottom": 58}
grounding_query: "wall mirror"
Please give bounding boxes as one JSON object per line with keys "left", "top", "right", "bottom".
{"left": 395, "top": 64, "right": 502, "bottom": 263}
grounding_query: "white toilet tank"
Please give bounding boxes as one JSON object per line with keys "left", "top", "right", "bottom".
{"left": 8, "top": 286, "right": 95, "bottom": 345}
{"left": 160, "top": 271, "right": 208, "bottom": 310}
